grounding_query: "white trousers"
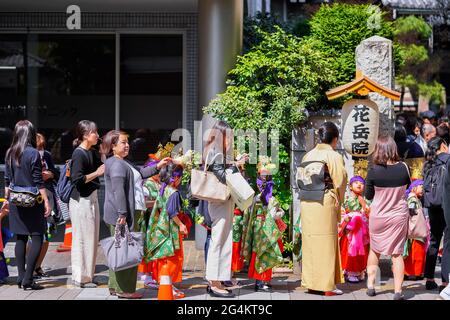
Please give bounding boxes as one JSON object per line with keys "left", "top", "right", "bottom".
{"left": 206, "top": 198, "right": 234, "bottom": 281}
{"left": 69, "top": 190, "right": 100, "bottom": 284}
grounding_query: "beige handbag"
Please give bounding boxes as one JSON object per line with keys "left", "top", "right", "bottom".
{"left": 408, "top": 208, "right": 428, "bottom": 239}
{"left": 226, "top": 171, "right": 255, "bottom": 211}
{"left": 190, "top": 153, "right": 230, "bottom": 203}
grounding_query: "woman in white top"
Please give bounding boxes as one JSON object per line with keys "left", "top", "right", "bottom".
{"left": 101, "top": 130, "right": 170, "bottom": 299}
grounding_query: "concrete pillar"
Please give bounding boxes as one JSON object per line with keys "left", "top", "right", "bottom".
{"left": 356, "top": 36, "right": 395, "bottom": 136}
{"left": 198, "top": 0, "right": 243, "bottom": 114}
{"left": 197, "top": 0, "right": 243, "bottom": 249}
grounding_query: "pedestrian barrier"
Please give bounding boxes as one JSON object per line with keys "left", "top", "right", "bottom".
{"left": 56, "top": 223, "right": 72, "bottom": 252}
{"left": 157, "top": 262, "right": 174, "bottom": 300}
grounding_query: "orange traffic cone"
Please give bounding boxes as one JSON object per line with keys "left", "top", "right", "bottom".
{"left": 57, "top": 223, "right": 72, "bottom": 252}
{"left": 157, "top": 262, "right": 174, "bottom": 300}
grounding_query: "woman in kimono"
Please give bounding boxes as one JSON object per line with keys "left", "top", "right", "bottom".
{"left": 241, "top": 158, "right": 285, "bottom": 292}
{"left": 297, "top": 122, "right": 347, "bottom": 296}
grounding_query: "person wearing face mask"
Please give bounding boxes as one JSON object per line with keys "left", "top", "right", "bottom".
{"left": 101, "top": 130, "right": 170, "bottom": 299}
{"left": 240, "top": 157, "right": 285, "bottom": 292}
{"left": 296, "top": 122, "right": 348, "bottom": 296}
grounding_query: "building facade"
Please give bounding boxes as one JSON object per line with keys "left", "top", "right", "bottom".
{"left": 0, "top": 0, "right": 244, "bottom": 202}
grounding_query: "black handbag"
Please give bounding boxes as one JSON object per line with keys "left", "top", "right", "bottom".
{"left": 8, "top": 160, "right": 43, "bottom": 207}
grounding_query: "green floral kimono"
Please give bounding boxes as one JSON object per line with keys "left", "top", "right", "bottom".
{"left": 293, "top": 215, "right": 302, "bottom": 258}
{"left": 144, "top": 185, "right": 181, "bottom": 263}
{"left": 137, "top": 178, "right": 160, "bottom": 234}
{"left": 241, "top": 196, "right": 284, "bottom": 274}
{"left": 232, "top": 211, "right": 244, "bottom": 243}
{"left": 342, "top": 195, "right": 371, "bottom": 213}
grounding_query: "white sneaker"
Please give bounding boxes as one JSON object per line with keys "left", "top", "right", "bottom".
{"left": 325, "top": 288, "right": 344, "bottom": 296}
{"left": 440, "top": 285, "right": 450, "bottom": 300}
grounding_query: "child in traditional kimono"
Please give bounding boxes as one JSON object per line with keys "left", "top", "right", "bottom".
{"left": 138, "top": 143, "right": 176, "bottom": 289}
{"left": 241, "top": 158, "right": 285, "bottom": 292}
{"left": 339, "top": 176, "right": 370, "bottom": 283}
{"left": 229, "top": 159, "right": 248, "bottom": 281}
{"left": 231, "top": 208, "right": 245, "bottom": 273}
{"left": 0, "top": 202, "right": 9, "bottom": 284}
{"left": 145, "top": 163, "right": 190, "bottom": 299}
{"left": 403, "top": 179, "right": 429, "bottom": 280}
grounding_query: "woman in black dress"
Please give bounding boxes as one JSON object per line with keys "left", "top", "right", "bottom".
{"left": 1, "top": 120, "right": 51, "bottom": 290}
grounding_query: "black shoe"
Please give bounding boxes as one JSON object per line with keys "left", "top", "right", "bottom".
{"left": 22, "top": 282, "right": 44, "bottom": 290}
{"left": 255, "top": 283, "right": 272, "bottom": 293}
{"left": 209, "top": 288, "right": 235, "bottom": 298}
{"left": 393, "top": 292, "right": 405, "bottom": 300}
{"left": 425, "top": 281, "right": 438, "bottom": 290}
{"left": 34, "top": 267, "right": 50, "bottom": 278}
{"left": 439, "top": 285, "right": 446, "bottom": 293}
{"left": 366, "top": 288, "right": 376, "bottom": 297}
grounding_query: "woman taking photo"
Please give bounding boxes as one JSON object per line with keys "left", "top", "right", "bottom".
{"left": 1, "top": 120, "right": 51, "bottom": 290}
{"left": 69, "top": 120, "right": 105, "bottom": 288}
{"left": 423, "top": 137, "right": 449, "bottom": 292}
{"left": 298, "top": 122, "right": 347, "bottom": 296}
{"left": 203, "top": 120, "right": 248, "bottom": 298}
{"left": 100, "top": 130, "right": 170, "bottom": 299}
{"left": 365, "top": 135, "right": 411, "bottom": 300}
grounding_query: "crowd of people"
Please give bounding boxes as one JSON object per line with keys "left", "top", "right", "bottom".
{"left": 0, "top": 112, "right": 449, "bottom": 300}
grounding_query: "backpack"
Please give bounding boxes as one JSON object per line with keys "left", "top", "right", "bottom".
{"left": 296, "top": 160, "right": 328, "bottom": 202}
{"left": 56, "top": 159, "right": 74, "bottom": 204}
{"left": 423, "top": 156, "right": 449, "bottom": 208}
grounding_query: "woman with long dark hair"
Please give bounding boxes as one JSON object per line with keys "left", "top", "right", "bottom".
{"left": 423, "top": 136, "right": 450, "bottom": 292}
{"left": 203, "top": 120, "right": 248, "bottom": 298}
{"left": 69, "top": 120, "right": 105, "bottom": 288}
{"left": 1, "top": 120, "right": 51, "bottom": 290}
{"left": 365, "top": 135, "right": 411, "bottom": 300}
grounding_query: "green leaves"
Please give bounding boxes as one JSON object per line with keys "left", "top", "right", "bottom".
{"left": 418, "top": 81, "right": 446, "bottom": 105}
{"left": 394, "top": 16, "right": 432, "bottom": 40}
{"left": 307, "top": 3, "right": 394, "bottom": 85}
{"left": 204, "top": 27, "right": 335, "bottom": 142}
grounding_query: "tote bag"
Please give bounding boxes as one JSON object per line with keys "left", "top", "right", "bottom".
{"left": 226, "top": 171, "right": 255, "bottom": 211}
{"left": 190, "top": 153, "right": 230, "bottom": 203}
{"left": 408, "top": 208, "right": 428, "bottom": 239}
{"left": 100, "top": 224, "right": 144, "bottom": 272}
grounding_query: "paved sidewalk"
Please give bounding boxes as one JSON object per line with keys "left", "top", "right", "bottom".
{"left": 0, "top": 241, "right": 445, "bottom": 300}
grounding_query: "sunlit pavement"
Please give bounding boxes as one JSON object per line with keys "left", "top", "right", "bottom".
{"left": 0, "top": 241, "right": 444, "bottom": 300}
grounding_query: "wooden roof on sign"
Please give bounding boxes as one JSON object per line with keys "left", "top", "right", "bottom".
{"left": 326, "top": 70, "right": 401, "bottom": 101}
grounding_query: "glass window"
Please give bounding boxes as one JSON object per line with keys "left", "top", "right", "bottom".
{"left": 120, "top": 35, "right": 183, "bottom": 164}
{"left": 0, "top": 34, "right": 115, "bottom": 164}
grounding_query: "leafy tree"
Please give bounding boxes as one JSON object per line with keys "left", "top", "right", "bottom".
{"left": 393, "top": 15, "right": 445, "bottom": 109}
{"left": 204, "top": 28, "right": 336, "bottom": 251}
{"left": 307, "top": 3, "right": 395, "bottom": 85}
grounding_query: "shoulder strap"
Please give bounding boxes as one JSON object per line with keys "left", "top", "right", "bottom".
{"left": 8, "top": 157, "right": 15, "bottom": 186}
{"left": 401, "top": 162, "right": 411, "bottom": 181}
